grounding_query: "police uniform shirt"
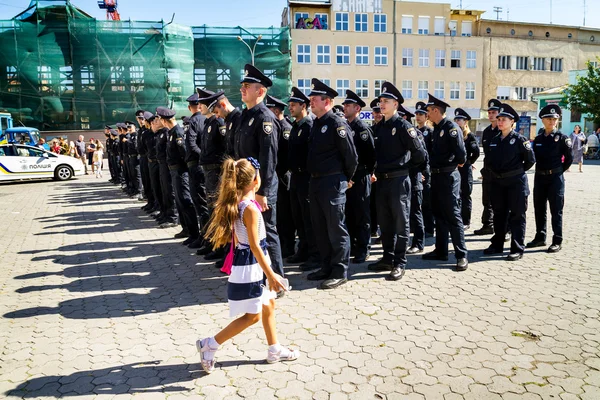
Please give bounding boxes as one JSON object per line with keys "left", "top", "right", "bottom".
{"left": 200, "top": 115, "right": 227, "bottom": 165}
{"left": 465, "top": 132, "right": 480, "bottom": 165}
{"left": 307, "top": 109, "right": 358, "bottom": 180}
{"left": 225, "top": 108, "right": 242, "bottom": 156}
{"left": 185, "top": 111, "right": 207, "bottom": 164}
{"left": 146, "top": 129, "right": 158, "bottom": 160}
{"left": 119, "top": 133, "right": 127, "bottom": 156}
{"left": 112, "top": 136, "right": 119, "bottom": 155}
{"left": 373, "top": 113, "right": 425, "bottom": 173}
{"left": 155, "top": 128, "right": 169, "bottom": 161}
{"left": 418, "top": 125, "right": 434, "bottom": 153}
{"left": 106, "top": 136, "right": 112, "bottom": 154}
{"left": 276, "top": 117, "right": 292, "bottom": 177}
{"left": 487, "top": 131, "right": 536, "bottom": 174}
{"left": 136, "top": 127, "right": 146, "bottom": 155}
{"left": 166, "top": 124, "right": 187, "bottom": 166}
{"left": 348, "top": 118, "right": 376, "bottom": 173}
{"left": 532, "top": 128, "right": 573, "bottom": 171}
{"left": 409, "top": 129, "right": 430, "bottom": 191}
{"left": 482, "top": 124, "right": 500, "bottom": 161}
{"left": 126, "top": 131, "right": 139, "bottom": 156}
{"left": 234, "top": 102, "right": 279, "bottom": 197}
{"left": 430, "top": 118, "right": 467, "bottom": 169}
{"left": 288, "top": 116, "right": 313, "bottom": 173}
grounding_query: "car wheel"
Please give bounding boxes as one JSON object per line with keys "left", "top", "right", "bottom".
{"left": 54, "top": 165, "right": 73, "bottom": 181}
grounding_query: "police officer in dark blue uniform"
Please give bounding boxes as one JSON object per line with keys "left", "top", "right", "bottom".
{"left": 233, "top": 64, "right": 284, "bottom": 278}
{"left": 483, "top": 104, "right": 536, "bottom": 261}
{"left": 414, "top": 101, "right": 435, "bottom": 238}
{"left": 422, "top": 94, "right": 469, "bottom": 271}
{"left": 144, "top": 112, "right": 162, "bottom": 216}
{"left": 527, "top": 105, "right": 573, "bottom": 253}
{"left": 342, "top": 90, "right": 376, "bottom": 264}
{"left": 184, "top": 92, "right": 209, "bottom": 249}
{"left": 126, "top": 121, "right": 142, "bottom": 198}
{"left": 368, "top": 82, "right": 426, "bottom": 280}
{"left": 105, "top": 126, "right": 115, "bottom": 183}
{"left": 117, "top": 123, "right": 130, "bottom": 191}
{"left": 154, "top": 108, "right": 179, "bottom": 228}
{"left": 266, "top": 95, "right": 297, "bottom": 260}
{"left": 212, "top": 93, "right": 242, "bottom": 157}
{"left": 453, "top": 108, "right": 480, "bottom": 230}
{"left": 110, "top": 128, "right": 120, "bottom": 185}
{"left": 369, "top": 98, "right": 382, "bottom": 240}
{"left": 137, "top": 112, "right": 155, "bottom": 211}
{"left": 305, "top": 79, "right": 358, "bottom": 289}
{"left": 287, "top": 87, "right": 319, "bottom": 269}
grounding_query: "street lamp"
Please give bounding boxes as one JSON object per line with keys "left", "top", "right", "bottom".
{"left": 237, "top": 34, "right": 263, "bottom": 65}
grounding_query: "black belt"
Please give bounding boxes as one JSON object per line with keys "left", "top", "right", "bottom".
{"left": 535, "top": 167, "right": 563, "bottom": 176}
{"left": 201, "top": 163, "right": 221, "bottom": 171}
{"left": 492, "top": 168, "right": 524, "bottom": 179}
{"left": 431, "top": 166, "right": 457, "bottom": 174}
{"left": 187, "top": 160, "right": 199, "bottom": 167}
{"left": 355, "top": 165, "right": 370, "bottom": 172}
{"left": 311, "top": 171, "right": 342, "bottom": 178}
{"left": 376, "top": 169, "right": 409, "bottom": 179}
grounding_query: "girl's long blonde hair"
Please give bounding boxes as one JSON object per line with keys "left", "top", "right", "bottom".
{"left": 461, "top": 121, "right": 471, "bottom": 139}
{"left": 204, "top": 158, "right": 257, "bottom": 249}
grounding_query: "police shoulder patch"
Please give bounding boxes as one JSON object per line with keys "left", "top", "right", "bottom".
{"left": 565, "top": 138, "right": 572, "bottom": 148}
{"left": 360, "top": 131, "right": 369, "bottom": 141}
{"left": 337, "top": 126, "right": 347, "bottom": 138}
{"left": 219, "top": 126, "right": 226, "bottom": 136}
{"left": 283, "top": 130, "right": 291, "bottom": 140}
{"left": 524, "top": 140, "right": 532, "bottom": 150}
{"left": 408, "top": 127, "right": 417, "bottom": 138}
{"left": 263, "top": 121, "right": 273, "bottom": 135}
{"left": 449, "top": 128, "right": 458, "bottom": 138}
{"left": 471, "top": 141, "right": 478, "bottom": 148}
{"left": 176, "top": 137, "right": 184, "bottom": 146}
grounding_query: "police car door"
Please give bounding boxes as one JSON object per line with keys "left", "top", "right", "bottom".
{"left": 17, "top": 145, "right": 55, "bottom": 178}
{"left": 0, "top": 144, "right": 21, "bottom": 180}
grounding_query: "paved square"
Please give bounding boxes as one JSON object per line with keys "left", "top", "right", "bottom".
{"left": 1, "top": 160, "right": 599, "bottom": 399}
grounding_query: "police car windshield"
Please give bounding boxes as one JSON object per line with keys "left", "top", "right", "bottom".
{"left": 30, "top": 131, "right": 41, "bottom": 143}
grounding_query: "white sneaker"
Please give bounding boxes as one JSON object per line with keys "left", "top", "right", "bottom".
{"left": 196, "top": 338, "right": 217, "bottom": 374}
{"left": 266, "top": 346, "right": 299, "bottom": 364}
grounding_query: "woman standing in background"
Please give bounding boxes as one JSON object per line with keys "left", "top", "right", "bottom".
{"left": 569, "top": 125, "right": 586, "bottom": 172}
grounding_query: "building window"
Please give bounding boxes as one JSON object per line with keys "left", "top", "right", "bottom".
{"left": 59, "top": 66, "right": 73, "bottom": 93}
{"left": 462, "top": 21, "right": 472, "bottom": 36}
{"left": 297, "top": 44, "right": 311, "bottom": 64}
{"left": 419, "top": 49, "right": 430, "bottom": 67}
{"left": 298, "top": 78, "right": 311, "bottom": 96}
{"left": 374, "top": 46, "right": 388, "bottom": 65}
{"left": 401, "top": 15, "right": 413, "bottom": 34}
{"left": 356, "top": 46, "right": 369, "bottom": 65}
{"left": 336, "top": 79, "right": 350, "bottom": 94}
{"left": 466, "top": 51, "right": 476, "bottom": 68}
{"left": 434, "top": 81, "right": 444, "bottom": 99}
{"left": 194, "top": 68, "right": 206, "bottom": 88}
{"left": 374, "top": 14, "right": 387, "bottom": 32}
{"left": 533, "top": 57, "right": 546, "bottom": 71}
{"left": 435, "top": 49, "right": 446, "bottom": 67}
{"left": 516, "top": 56, "right": 529, "bottom": 70}
{"left": 321, "top": 79, "right": 331, "bottom": 87}
{"left": 450, "top": 50, "right": 461, "bottom": 68}
{"left": 465, "top": 82, "right": 475, "bottom": 100}
{"left": 167, "top": 68, "right": 182, "bottom": 93}
{"left": 434, "top": 17, "right": 445, "bottom": 35}
{"left": 38, "top": 65, "right": 53, "bottom": 92}
{"left": 450, "top": 81, "right": 460, "bottom": 100}
{"left": 355, "top": 13, "right": 368, "bottom": 32}
{"left": 317, "top": 45, "right": 331, "bottom": 64}
{"left": 551, "top": 58, "right": 563, "bottom": 72}
{"left": 295, "top": 12, "right": 309, "bottom": 25}
{"left": 418, "top": 80, "right": 429, "bottom": 99}
{"left": 418, "top": 16, "right": 429, "bottom": 34}
{"left": 6, "top": 66, "right": 20, "bottom": 93}
{"left": 402, "top": 48, "right": 413, "bottom": 67}
{"left": 80, "top": 66, "right": 95, "bottom": 91}
{"left": 129, "top": 66, "right": 144, "bottom": 92}
{"left": 335, "top": 12, "right": 349, "bottom": 31}
{"left": 374, "top": 79, "right": 386, "bottom": 97}
{"left": 315, "top": 13, "right": 328, "bottom": 29}
{"left": 498, "top": 55, "right": 511, "bottom": 70}
{"left": 110, "top": 66, "right": 125, "bottom": 92}
{"left": 215, "top": 68, "right": 230, "bottom": 87}
{"left": 356, "top": 79, "right": 369, "bottom": 97}
{"left": 336, "top": 45, "right": 350, "bottom": 64}
{"left": 402, "top": 80, "right": 413, "bottom": 99}
{"left": 531, "top": 87, "right": 545, "bottom": 94}
{"left": 515, "top": 87, "right": 528, "bottom": 100}
{"left": 497, "top": 86, "right": 510, "bottom": 100}
{"left": 590, "top": 60, "right": 599, "bottom": 68}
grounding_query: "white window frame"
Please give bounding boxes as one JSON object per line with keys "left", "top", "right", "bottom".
{"left": 402, "top": 80, "right": 413, "bottom": 99}
{"left": 435, "top": 49, "right": 446, "bottom": 68}
{"left": 466, "top": 50, "right": 476, "bottom": 69}
{"left": 355, "top": 13, "right": 368, "bottom": 32}
{"left": 401, "top": 15, "right": 413, "bottom": 34}
{"left": 374, "top": 79, "right": 386, "bottom": 97}
{"left": 418, "top": 80, "right": 429, "bottom": 99}
{"left": 533, "top": 57, "right": 546, "bottom": 71}
{"left": 336, "top": 79, "right": 350, "bottom": 94}
{"left": 297, "top": 44, "right": 311, "bottom": 64}
{"left": 298, "top": 78, "right": 311, "bottom": 96}
{"left": 496, "top": 86, "right": 510, "bottom": 100}
{"left": 317, "top": 44, "right": 331, "bottom": 64}
{"left": 315, "top": 13, "right": 328, "bottom": 29}
{"left": 515, "top": 86, "right": 528, "bottom": 100}
{"left": 356, "top": 46, "right": 369, "bottom": 65}
{"left": 402, "top": 48, "right": 413, "bottom": 67}
{"left": 336, "top": 45, "right": 350, "bottom": 65}
{"left": 498, "top": 55, "right": 511, "bottom": 70}
{"left": 434, "top": 17, "right": 446, "bottom": 35}
{"left": 465, "top": 82, "right": 475, "bottom": 100}
{"left": 450, "top": 81, "right": 460, "bottom": 100}
{"left": 294, "top": 12, "right": 309, "bottom": 25}
{"left": 461, "top": 21, "right": 472, "bottom": 36}
{"left": 356, "top": 79, "right": 369, "bottom": 98}
{"left": 450, "top": 50, "right": 461, "bottom": 68}
{"left": 516, "top": 56, "right": 529, "bottom": 70}
{"left": 418, "top": 16, "right": 430, "bottom": 34}
{"left": 335, "top": 12, "right": 349, "bottom": 31}
{"left": 418, "top": 49, "right": 429, "bottom": 67}
{"left": 374, "top": 46, "right": 388, "bottom": 66}
{"left": 434, "top": 80, "right": 444, "bottom": 99}
{"left": 374, "top": 14, "right": 387, "bottom": 32}
{"left": 551, "top": 58, "right": 563, "bottom": 72}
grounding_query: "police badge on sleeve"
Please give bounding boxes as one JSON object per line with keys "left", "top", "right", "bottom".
{"left": 263, "top": 122, "right": 273, "bottom": 135}
{"left": 449, "top": 128, "right": 458, "bottom": 138}
{"left": 408, "top": 127, "right": 417, "bottom": 138}
{"left": 219, "top": 126, "right": 226, "bottom": 136}
{"left": 337, "top": 127, "right": 347, "bottom": 138}
{"left": 524, "top": 141, "right": 532, "bottom": 150}
{"left": 360, "top": 131, "right": 368, "bottom": 141}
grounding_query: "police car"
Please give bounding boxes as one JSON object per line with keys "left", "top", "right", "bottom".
{"left": 0, "top": 143, "right": 84, "bottom": 182}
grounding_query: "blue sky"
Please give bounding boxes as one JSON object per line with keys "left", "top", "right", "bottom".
{"left": 0, "top": 0, "right": 598, "bottom": 29}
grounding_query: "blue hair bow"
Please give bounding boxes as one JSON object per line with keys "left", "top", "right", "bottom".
{"left": 247, "top": 157, "right": 260, "bottom": 170}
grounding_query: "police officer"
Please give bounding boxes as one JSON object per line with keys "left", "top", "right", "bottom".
{"left": 526, "top": 105, "right": 573, "bottom": 253}
{"left": 126, "top": 120, "right": 143, "bottom": 199}
{"left": 342, "top": 89, "right": 376, "bottom": 264}
{"left": 422, "top": 94, "right": 468, "bottom": 271}
{"left": 154, "top": 108, "right": 178, "bottom": 228}
{"left": 110, "top": 128, "right": 121, "bottom": 185}
{"left": 370, "top": 98, "right": 383, "bottom": 124}
{"left": 146, "top": 113, "right": 164, "bottom": 218}
{"left": 184, "top": 92, "right": 209, "bottom": 249}
{"left": 369, "top": 98, "right": 382, "bottom": 240}
{"left": 287, "top": 87, "right": 319, "bottom": 269}
{"left": 266, "top": 95, "right": 296, "bottom": 260}
{"left": 453, "top": 108, "right": 480, "bottom": 230}
{"left": 368, "top": 82, "right": 426, "bottom": 281}
{"left": 137, "top": 111, "right": 155, "bottom": 212}
{"left": 117, "top": 123, "right": 130, "bottom": 191}
{"left": 212, "top": 93, "right": 242, "bottom": 157}
{"left": 105, "top": 126, "right": 115, "bottom": 183}
{"left": 414, "top": 101, "right": 435, "bottom": 237}
{"left": 483, "top": 104, "right": 536, "bottom": 261}
{"left": 306, "top": 78, "right": 358, "bottom": 289}
{"left": 474, "top": 99, "right": 502, "bottom": 236}
{"left": 233, "top": 64, "right": 284, "bottom": 278}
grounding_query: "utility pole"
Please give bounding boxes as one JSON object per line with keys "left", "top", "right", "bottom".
{"left": 550, "top": 0, "right": 552, "bottom": 24}
{"left": 493, "top": 6, "right": 503, "bottom": 20}
{"left": 583, "top": 0, "right": 586, "bottom": 26}
{"left": 507, "top": 8, "right": 510, "bottom": 21}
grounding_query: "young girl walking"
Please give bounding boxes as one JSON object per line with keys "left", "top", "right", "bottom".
{"left": 197, "top": 157, "right": 298, "bottom": 373}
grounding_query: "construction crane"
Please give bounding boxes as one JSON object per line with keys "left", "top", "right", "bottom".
{"left": 98, "top": 0, "right": 121, "bottom": 21}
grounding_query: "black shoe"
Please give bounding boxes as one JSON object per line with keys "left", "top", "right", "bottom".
{"left": 287, "top": 252, "right": 308, "bottom": 264}
{"left": 205, "top": 250, "right": 224, "bottom": 260}
{"left": 473, "top": 225, "right": 494, "bottom": 235}
{"left": 373, "top": 237, "right": 382, "bottom": 244}
{"left": 386, "top": 265, "right": 406, "bottom": 281}
{"left": 307, "top": 269, "right": 331, "bottom": 281}
{"left": 352, "top": 250, "right": 370, "bottom": 264}
{"left": 188, "top": 238, "right": 204, "bottom": 249}
{"left": 159, "top": 221, "right": 178, "bottom": 229}
{"left": 483, "top": 246, "right": 503, "bottom": 255}
{"left": 196, "top": 245, "right": 212, "bottom": 256}
{"left": 214, "top": 259, "right": 224, "bottom": 269}
{"left": 320, "top": 278, "right": 347, "bottom": 289}
{"left": 455, "top": 258, "right": 468, "bottom": 271}
{"left": 547, "top": 244, "right": 561, "bottom": 253}
{"left": 526, "top": 238, "right": 546, "bottom": 248}
{"left": 367, "top": 259, "right": 393, "bottom": 271}
{"left": 425, "top": 232, "right": 434, "bottom": 238}
{"left": 174, "top": 230, "right": 189, "bottom": 239}
{"left": 507, "top": 253, "right": 523, "bottom": 261}
{"left": 422, "top": 251, "right": 448, "bottom": 261}
{"left": 299, "top": 260, "right": 320, "bottom": 271}
{"left": 406, "top": 246, "right": 423, "bottom": 255}
{"left": 182, "top": 236, "right": 197, "bottom": 246}
{"left": 504, "top": 233, "right": 511, "bottom": 242}
{"left": 350, "top": 247, "right": 358, "bottom": 257}
{"left": 282, "top": 248, "right": 295, "bottom": 259}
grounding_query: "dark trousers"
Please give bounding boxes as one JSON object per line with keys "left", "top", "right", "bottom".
{"left": 188, "top": 163, "right": 209, "bottom": 231}
{"left": 277, "top": 172, "right": 296, "bottom": 255}
{"left": 140, "top": 156, "right": 154, "bottom": 205}
{"left": 533, "top": 174, "right": 564, "bottom": 246}
{"left": 171, "top": 167, "right": 199, "bottom": 237}
{"left": 459, "top": 164, "right": 474, "bottom": 226}
{"left": 309, "top": 174, "right": 350, "bottom": 279}
{"left": 481, "top": 168, "right": 494, "bottom": 227}
{"left": 431, "top": 170, "right": 467, "bottom": 260}
{"left": 107, "top": 153, "right": 115, "bottom": 180}
{"left": 202, "top": 166, "right": 221, "bottom": 210}
{"left": 263, "top": 201, "right": 284, "bottom": 278}
{"left": 346, "top": 168, "right": 372, "bottom": 256}
{"left": 376, "top": 175, "right": 411, "bottom": 267}
{"left": 422, "top": 174, "right": 435, "bottom": 234}
{"left": 158, "top": 162, "right": 177, "bottom": 223}
{"left": 148, "top": 160, "right": 163, "bottom": 211}
{"left": 122, "top": 156, "right": 130, "bottom": 186}
{"left": 290, "top": 172, "right": 318, "bottom": 259}
{"left": 128, "top": 156, "right": 142, "bottom": 194}
{"left": 490, "top": 174, "right": 529, "bottom": 254}
{"left": 410, "top": 189, "right": 425, "bottom": 250}
{"left": 370, "top": 181, "right": 379, "bottom": 235}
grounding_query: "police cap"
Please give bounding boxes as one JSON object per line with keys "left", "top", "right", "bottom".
{"left": 342, "top": 89, "right": 366, "bottom": 108}
{"left": 241, "top": 63, "right": 273, "bottom": 88}
{"left": 370, "top": 98, "right": 381, "bottom": 112}
{"left": 143, "top": 111, "right": 154, "bottom": 121}
{"left": 453, "top": 108, "right": 472, "bottom": 121}
{"left": 497, "top": 103, "right": 520, "bottom": 122}
{"left": 197, "top": 88, "right": 226, "bottom": 111}
{"left": 414, "top": 101, "right": 428, "bottom": 114}
{"left": 265, "top": 95, "right": 287, "bottom": 111}
{"left": 186, "top": 92, "right": 200, "bottom": 104}
{"left": 182, "top": 116, "right": 190, "bottom": 125}
{"left": 288, "top": 86, "right": 310, "bottom": 105}
{"left": 125, "top": 121, "right": 136, "bottom": 128}
{"left": 539, "top": 105, "right": 561, "bottom": 119}
{"left": 308, "top": 78, "right": 338, "bottom": 98}
{"left": 116, "top": 122, "right": 126, "bottom": 129}
{"left": 156, "top": 107, "right": 176, "bottom": 119}
{"left": 104, "top": 125, "right": 112, "bottom": 130}
{"left": 109, "top": 129, "right": 118, "bottom": 136}
{"left": 487, "top": 99, "right": 502, "bottom": 111}
{"left": 426, "top": 93, "right": 451, "bottom": 112}
{"left": 379, "top": 82, "right": 404, "bottom": 104}
{"left": 397, "top": 105, "right": 414, "bottom": 119}
{"left": 135, "top": 110, "right": 145, "bottom": 118}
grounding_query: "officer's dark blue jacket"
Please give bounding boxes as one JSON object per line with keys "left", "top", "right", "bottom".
{"left": 374, "top": 113, "right": 426, "bottom": 173}
{"left": 147, "top": 129, "right": 158, "bottom": 159}
{"left": 155, "top": 128, "right": 169, "bottom": 161}
{"left": 288, "top": 116, "right": 313, "bottom": 173}
{"left": 200, "top": 115, "right": 227, "bottom": 165}
{"left": 430, "top": 117, "right": 467, "bottom": 169}
{"left": 185, "top": 111, "right": 206, "bottom": 164}
{"left": 487, "top": 131, "right": 536, "bottom": 174}
{"left": 532, "top": 129, "right": 573, "bottom": 172}
{"left": 276, "top": 117, "right": 292, "bottom": 178}
{"left": 225, "top": 108, "right": 242, "bottom": 157}
{"left": 418, "top": 124, "right": 434, "bottom": 154}
{"left": 464, "top": 132, "right": 480, "bottom": 165}
{"left": 481, "top": 124, "right": 500, "bottom": 168}
{"left": 166, "top": 124, "right": 186, "bottom": 167}
{"left": 348, "top": 117, "right": 376, "bottom": 174}
{"left": 126, "top": 131, "right": 138, "bottom": 155}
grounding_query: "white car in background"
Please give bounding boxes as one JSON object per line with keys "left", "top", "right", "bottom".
{"left": 0, "top": 144, "right": 84, "bottom": 182}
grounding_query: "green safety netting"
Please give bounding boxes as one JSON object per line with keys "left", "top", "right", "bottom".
{"left": 0, "top": 0, "right": 291, "bottom": 131}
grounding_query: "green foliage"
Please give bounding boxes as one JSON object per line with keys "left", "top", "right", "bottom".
{"left": 566, "top": 58, "right": 600, "bottom": 124}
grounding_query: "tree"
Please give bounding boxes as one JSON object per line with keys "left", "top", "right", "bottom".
{"left": 565, "top": 58, "right": 600, "bottom": 124}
